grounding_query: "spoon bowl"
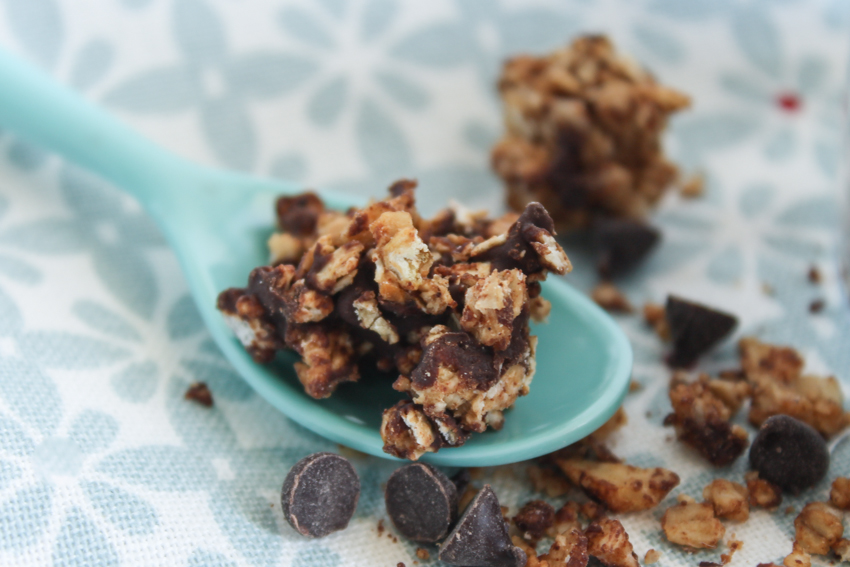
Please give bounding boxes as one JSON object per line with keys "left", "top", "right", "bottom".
{"left": 0, "top": 48, "right": 632, "bottom": 465}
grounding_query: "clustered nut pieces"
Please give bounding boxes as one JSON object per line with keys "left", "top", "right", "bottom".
{"left": 491, "top": 35, "right": 690, "bottom": 232}
{"left": 217, "top": 181, "right": 571, "bottom": 459}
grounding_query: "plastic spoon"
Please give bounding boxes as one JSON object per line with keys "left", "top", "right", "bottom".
{"left": 0, "top": 47, "right": 632, "bottom": 466}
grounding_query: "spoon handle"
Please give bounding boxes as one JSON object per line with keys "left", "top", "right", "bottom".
{"left": 0, "top": 47, "right": 188, "bottom": 210}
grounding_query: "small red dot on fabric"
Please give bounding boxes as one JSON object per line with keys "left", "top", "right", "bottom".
{"left": 776, "top": 92, "right": 802, "bottom": 113}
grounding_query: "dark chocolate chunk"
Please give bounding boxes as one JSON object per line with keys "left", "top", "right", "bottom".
{"left": 450, "top": 468, "right": 471, "bottom": 497}
{"left": 438, "top": 485, "right": 527, "bottom": 567}
{"left": 184, "top": 382, "right": 213, "bottom": 407}
{"left": 592, "top": 218, "right": 661, "bottom": 278}
{"left": 473, "top": 202, "right": 557, "bottom": 276}
{"left": 385, "top": 463, "right": 458, "bottom": 543}
{"left": 281, "top": 452, "right": 360, "bottom": 537}
{"left": 749, "top": 415, "right": 829, "bottom": 494}
{"left": 276, "top": 192, "right": 324, "bottom": 236}
{"left": 665, "top": 296, "right": 738, "bottom": 367}
{"left": 513, "top": 500, "right": 555, "bottom": 541}
{"left": 411, "top": 331, "right": 497, "bottom": 391}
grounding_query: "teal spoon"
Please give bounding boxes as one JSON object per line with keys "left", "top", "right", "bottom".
{"left": 0, "top": 48, "right": 632, "bottom": 466}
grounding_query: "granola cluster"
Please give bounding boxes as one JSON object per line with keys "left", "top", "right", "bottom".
{"left": 217, "top": 180, "right": 571, "bottom": 459}
{"left": 491, "top": 35, "right": 690, "bottom": 231}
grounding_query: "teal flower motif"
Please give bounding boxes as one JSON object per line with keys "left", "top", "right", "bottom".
{"left": 0, "top": 194, "right": 41, "bottom": 288}
{"left": 0, "top": 165, "right": 163, "bottom": 319}
{"left": 0, "top": 348, "right": 159, "bottom": 563}
{"left": 103, "top": 0, "right": 316, "bottom": 170}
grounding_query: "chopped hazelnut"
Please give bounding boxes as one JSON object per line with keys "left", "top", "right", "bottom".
{"left": 591, "top": 282, "right": 633, "bottom": 313}
{"left": 661, "top": 501, "right": 725, "bottom": 549}
{"left": 556, "top": 459, "right": 679, "bottom": 513}
{"left": 643, "top": 302, "right": 670, "bottom": 340}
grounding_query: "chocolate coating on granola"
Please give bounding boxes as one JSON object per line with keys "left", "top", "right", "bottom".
{"left": 385, "top": 463, "right": 458, "bottom": 543}
{"left": 749, "top": 415, "right": 829, "bottom": 494}
{"left": 217, "top": 182, "right": 570, "bottom": 458}
{"left": 281, "top": 452, "right": 360, "bottom": 538}
{"left": 438, "top": 485, "right": 527, "bottom": 567}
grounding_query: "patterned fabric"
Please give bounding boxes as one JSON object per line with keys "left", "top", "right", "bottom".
{"left": 0, "top": 0, "right": 848, "bottom": 565}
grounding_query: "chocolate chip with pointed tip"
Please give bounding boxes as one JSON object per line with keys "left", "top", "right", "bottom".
{"left": 438, "top": 485, "right": 527, "bottom": 567}
{"left": 665, "top": 296, "right": 737, "bottom": 367}
{"left": 281, "top": 452, "right": 360, "bottom": 538}
{"left": 385, "top": 463, "right": 458, "bottom": 543}
{"left": 749, "top": 415, "right": 829, "bottom": 494}
{"left": 593, "top": 218, "right": 661, "bottom": 278}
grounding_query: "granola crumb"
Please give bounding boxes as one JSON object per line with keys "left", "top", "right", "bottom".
{"left": 793, "top": 502, "right": 844, "bottom": 555}
{"left": 829, "top": 477, "right": 850, "bottom": 510}
{"left": 661, "top": 500, "right": 725, "bottom": 549}
{"left": 786, "top": 506, "right": 796, "bottom": 515}
{"left": 721, "top": 537, "right": 743, "bottom": 564}
{"left": 377, "top": 519, "right": 385, "bottom": 536}
{"left": 808, "top": 299, "right": 824, "bottom": 313}
{"left": 783, "top": 541, "right": 811, "bottom": 567}
{"left": 585, "top": 518, "right": 640, "bottom": 567}
{"left": 644, "top": 549, "right": 662, "bottom": 564}
{"left": 808, "top": 265, "right": 821, "bottom": 284}
{"left": 415, "top": 548, "right": 429, "bottom": 560}
{"left": 513, "top": 500, "right": 555, "bottom": 542}
{"left": 702, "top": 479, "right": 749, "bottom": 522}
{"left": 591, "top": 281, "right": 633, "bottom": 313}
{"left": 629, "top": 380, "right": 642, "bottom": 393}
{"left": 745, "top": 471, "right": 783, "bottom": 510}
{"left": 184, "top": 382, "right": 213, "bottom": 407}
{"left": 643, "top": 302, "right": 670, "bottom": 340}
{"left": 680, "top": 173, "right": 705, "bottom": 198}
{"left": 762, "top": 283, "right": 775, "bottom": 296}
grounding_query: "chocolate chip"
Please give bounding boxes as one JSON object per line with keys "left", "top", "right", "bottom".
{"left": 276, "top": 193, "right": 324, "bottom": 236}
{"left": 749, "top": 415, "right": 829, "bottom": 494}
{"left": 385, "top": 463, "right": 458, "bottom": 543}
{"left": 281, "top": 452, "right": 360, "bottom": 537}
{"left": 184, "top": 382, "right": 213, "bottom": 407}
{"left": 592, "top": 218, "right": 661, "bottom": 278}
{"left": 665, "top": 296, "right": 738, "bottom": 367}
{"left": 438, "top": 485, "right": 527, "bottom": 567}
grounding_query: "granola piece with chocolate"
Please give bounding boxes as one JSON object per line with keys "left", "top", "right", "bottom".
{"left": 745, "top": 471, "right": 783, "bottom": 509}
{"left": 661, "top": 501, "right": 725, "bottom": 549}
{"left": 585, "top": 518, "right": 640, "bottom": 567}
{"left": 740, "top": 337, "right": 850, "bottom": 437}
{"left": 513, "top": 500, "right": 556, "bottom": 542}
{"left": 556, "top": 460, "right": 679, "bottom": 513}
{"left": 492, "top": 35, "right": 690, "bottom": 231}
{"left": 664, "top": 376, "right": 749, "bottom": 466}
{"left": 218, "top": 182, "right": 571, "bottom": 459}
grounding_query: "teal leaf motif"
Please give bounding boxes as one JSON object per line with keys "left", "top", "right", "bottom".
{"left": 814, "top": 139, "right": 839, "bottom": 179}
{"left": 360, "top": 0, "right": 397, "bottom": 42}
{"left": 731, "top": 5, "right": 782, "bottom": 79}
{"left": 374, "top": 70, "right": 428, "bottom": 110}
{"left": 738, "top": 183, "right": 775, "bottom": 218}
{"left": 60, "top": 166, "right": 122, "bottom": 220}
{"left": 115, "top": 212, "right": 164, "bottom": 247}
{"left": 0, "top": 413, "right": 35, "bottom": 457}
{"left": 648, "top": 0, "right": 730, "bottom": 20}
{"left": 182, "top": 359, "right": 253, "bottom": 401}
{"left": 1, "top": 0, "right": 64, "bottom": 69}
{"left": 0, "top": 357, "right": 62, "bottom": 436}
{"left": 317, "top": 0, "right": 346, "bottom": 20}
{"left": 706, "top": 246, "right": 744, "bottom": 284}
{"left": 208, "top": 485, "right": 283, "bottom": 565}
{"left": 73, "top": 300, "right": 141, "bottom": 342}
{"left": 168, "top": 294, "right": 204, "bottom": 340}
{"left": 719, "top": 71, "right": 770, "bottom": 103}
{"left": 103, "top": 66, "right": 201, "bottom": 113}
{"left": 111, "top": 360, "right": 158, "bottom": 403}
{"left": 18, "top": 331, "right": 130, "bottom": 369}
{"left": 0, "top": 218, "right": 88, "bottom": 254}
{"left": 82, "top": 481, "right": 159, "bottom": 535}
{"left": 7, "top": 139, "right": 49, "bottom": 171}
{"left": 0, "top": 285, "right": 22, "bottom": 336}
{"left": 632, "top": 23, "right": 685, "bottom": 65}
{"left": 0, "top": 194, "right": 7, "bottom": 219}
{"left": 0, "top": 483, "right": 52, "bottom": 549}
{"left": 796, "top": 55, "right": 829, "bottom": 95}
{"left": 173, "top": 0, "right": 227, "bottom": 66}
{"left": 673, "top": 112, "right": 759, "bottom": 162}
{"left": 93, "top": 246, "right": 158, "bottom": 320}
{"left": 499, "top": 8, "right": 578, "bottom": 55}
{"left": 0, "top": 254, "right": 41, "bottom": 284}
{"left": 292, "top": 544, "right": 341, "bottom": 567}
{"left": 355, "top": 98, "right": 412, "bottom": 176}
{"left": 776, "top": 195, "right": 837, "bottom": 228}
{"left": 463, "top": 120, "right": 497, "bottom": 152}
{"left": 763, "top": 127, "right": 796, "bottom": 161}
{"left": 97, "top": 446, "right": 215, "bottom": 490}
{"left": 0, "top": 460, "right": 21, "bottom": 490}
{"left": 68, "top": 410, "right": 118, "bottom": 454}
{"left": 390, "top": 22, "right": 472, "bottom": 67}
{"left": 71, "top": 39, "right": 114, "bottom": 90}
{"left": 200, "top": 96, "right": 256, "bottom": 170}
{"left": 225, "top": 53, "right": 318, "bottom": 100}
{"left": 307, "top": 76, "right": 349, "bottom": 127}
{"left": 270, "top": 153, "right": 307, "bottom": 183}
{"left": 279, "top": 6, "right": 335, "bottom": 50}
{"left": 52, "top": 507, "right": 119, "bottom": 566}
